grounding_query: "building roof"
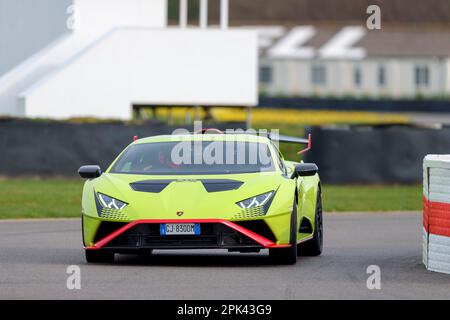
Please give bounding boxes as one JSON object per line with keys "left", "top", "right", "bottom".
{"left": 257, "top": 26, "right": 450, "bottom": 59}
{"left": 209, "top": 0, "right": 450, "bottom": 26}
{"left": 359, "top": 29, "right": 450, "bottom": 58}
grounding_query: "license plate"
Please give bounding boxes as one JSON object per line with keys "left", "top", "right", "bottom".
{"left": 160, "top": 223, "right": 200, "bottom": 236}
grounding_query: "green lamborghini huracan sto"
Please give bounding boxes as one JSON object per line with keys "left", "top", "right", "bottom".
{"left": 79, "top": 130, "right": 323, "bottom": 264}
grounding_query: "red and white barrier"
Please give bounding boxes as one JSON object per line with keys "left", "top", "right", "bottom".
{"left": 423, "top": 155, "right": 450, "bottom": 274}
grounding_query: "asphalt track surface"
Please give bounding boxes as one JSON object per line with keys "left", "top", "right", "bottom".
{"left": 1, "top": 212, "right": 449, "bottom": 300}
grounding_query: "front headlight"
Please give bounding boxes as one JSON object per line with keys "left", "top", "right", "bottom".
{"left": 236, "top": 191, "right": 274, "bottom": 209}
{"left": 97, "top": 193, "right": 128, "bottom": 210}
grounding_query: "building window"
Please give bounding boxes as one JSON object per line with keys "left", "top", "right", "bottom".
{"left": 378, "top": 65, "right": 386, "bottom": 86}
{"left": 259, "top": 66, "right": 272, "bottom": 84}
{"left": 415, "top": 66, "right": 430, "bottom": 87}
{"left": 311, "top": 65, "right": 326, "bottom": 85}
{"left": 353, "top": 66, "right": 362, "bottom": 87}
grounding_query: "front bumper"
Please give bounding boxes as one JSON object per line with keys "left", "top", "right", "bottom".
{"left": 85, "top": 219, "right": 291, "bottom": 251}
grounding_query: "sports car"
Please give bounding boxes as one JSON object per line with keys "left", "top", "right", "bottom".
{"left": 79, "top": 129, "right": 323, "bottom": 264}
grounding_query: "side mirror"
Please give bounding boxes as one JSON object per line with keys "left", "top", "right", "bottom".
{"left": 78, "top": 165, "right": 102, "bottom": 179}
{"left": 291, "top": 163, "right": 318, "bottom": 179}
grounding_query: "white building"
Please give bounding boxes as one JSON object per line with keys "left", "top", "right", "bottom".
{"left": 0, "top": 0, "right": 258, "bottom": 119}
{"left": 2, "top": 2, "right": 446, "bottom": 120}
{"left": 0, "top": 0, "right": 71, "bottom": 76}
{"left": 256, "top": 26, "right": 450, "bottom": 99}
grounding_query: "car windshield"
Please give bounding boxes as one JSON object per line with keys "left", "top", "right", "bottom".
{"left": 110, "top": 141, "right": 275, "bottom": 175}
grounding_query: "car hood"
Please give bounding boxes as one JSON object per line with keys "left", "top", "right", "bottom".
{"left": 91, "top": 172, "right": 292, "bottom": 220}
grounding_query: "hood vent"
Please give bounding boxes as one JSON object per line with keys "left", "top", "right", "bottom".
{"left": 130, "top": 179, "right": 243, "bottom": 193}
{"left": 201, "top": 179, "right": 243, "bottom": 192}
{"left": 130, "top": 180, "right": 173, "bottom": 193}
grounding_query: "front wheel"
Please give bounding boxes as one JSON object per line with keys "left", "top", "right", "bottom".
{"left": 269, "top": 198, "right": 298, "bottom": 265}
{"left": 85, "top": 249, "right": 115, "bottom": 263}
{"left": 297, "top": 188, "right": 323, "bottom": 256}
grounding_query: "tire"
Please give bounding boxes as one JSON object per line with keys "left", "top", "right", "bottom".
{"left": 297, "top": 188, "right": 323, "bottom": 256}
{"left": 85, "top": 249, "right": 115, "bottom": 263}
{"left": 81, "top": 215, "right": 86, "bottom": 247}
{"left": 269, "top": 197, "right": 298, "bottom": 265}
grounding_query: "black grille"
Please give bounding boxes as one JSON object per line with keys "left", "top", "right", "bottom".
{"left": 94, "top": 221, "right": 127, "bottom": 243}
{"left": 234, "top": 220, "right": 277, "bottom": 242}
{"left": 103, "top": 223, "right": 261, "bottom": 249}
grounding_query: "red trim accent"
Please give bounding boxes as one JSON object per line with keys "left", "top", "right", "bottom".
{"left": 86, "top": 219, "right": 291, "bottom": 250}
{"left": 297, "top": 134, "right": 312, "bottom": 155}
{"left": 423, "top": 195, "right": 450, "bottom": 237}
{"left": 133, "top": 135, "right": 139, "bottom": 142}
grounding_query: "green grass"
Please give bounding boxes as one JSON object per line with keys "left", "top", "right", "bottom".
{"left": 0, "top": 179, "right": 423, "bottom": 219}
{"left": 0, "top": 179, "right": 83, "bottom": 219}
{"left": 323, "top": 185, "right": 423, "bottom": 212}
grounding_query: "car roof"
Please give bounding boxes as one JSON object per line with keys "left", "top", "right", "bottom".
{"left": 133, "top": 134, "right": 273, "bottom": 145}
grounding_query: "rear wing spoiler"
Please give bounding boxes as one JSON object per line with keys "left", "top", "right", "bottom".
{"left": 191, "top": 129, "right": 313, "bottom": 155}
{"left": 134, "top": 129, "right": 312, "bottom": 155}
{"left": 269, "top": 133, "right": 312, "bottom": 155}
